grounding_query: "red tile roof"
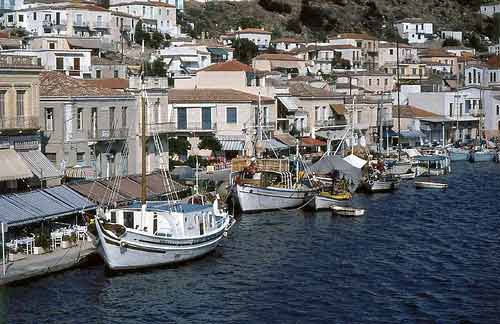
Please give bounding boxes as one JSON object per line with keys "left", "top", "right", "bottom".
{"left": 300, "top": 137, "right": 326, "bottom": 147}
{"left": 40, "top": 71, "right": 128, "bottom": 97}
{"left": 82, "top": 79, "right": 129, "bottom": 90}
{"left": 486, "top": 55, "right": 500, "bottom": 68}
{"left": 169, "top": 89, "right": 274, "bottom": 104}
{"left": 237, "top": 28, "right": 271, "bottom": 35}
{"left": 393, "top": 105, "right": 441, "bottom": 119}
{"left": 254, "top": 53, "right": 304, "bottom": 61}
{"left": 198, "top": 60, "right": 254, "bottom": 72}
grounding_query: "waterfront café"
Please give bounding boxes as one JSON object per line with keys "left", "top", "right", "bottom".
{"left": 0, "top": 186, "right": 95, "bottom": 263}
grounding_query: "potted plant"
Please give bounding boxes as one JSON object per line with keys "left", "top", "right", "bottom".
{"left": 33, "top": 233, "right": 50, "bottom": 255}
{"left": 61, "top": 235, "right": 73, "bottom": 249}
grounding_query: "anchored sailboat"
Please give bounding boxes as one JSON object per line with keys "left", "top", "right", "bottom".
{"left": 95, "top": 73, "right": 234, "bottom": 270}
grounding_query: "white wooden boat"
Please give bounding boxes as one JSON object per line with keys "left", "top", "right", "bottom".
{"left": 331, "top": 206, "right": 365, "bottom": 217}
{"left": 415, "top": 181, "right": 448, "bottom": 189}
{"left": 396, "top": 172, "right": 416, "bottom": 180}
{"left": 365, "top": 176, "right": 400, "bottom": 193}
{"left": 308, "top": 192, "right": 351, "bottom": 211}
{"left": 96, "top": 202, "right": 234, "bottom": 270}
{"left": 234, "top": 184, "right": 316, "bottom": 212}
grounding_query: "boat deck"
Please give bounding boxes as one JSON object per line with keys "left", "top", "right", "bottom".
{"left": 0, "top": 240, "right": 96, "bottom": 286}
{"left": 126, "top": 201, "right": 213, "bottom": 213}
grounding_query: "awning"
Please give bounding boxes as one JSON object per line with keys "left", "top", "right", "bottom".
{"left": 0, "top": 185, "right": 95, "bottom": 227}
{"left": 216, "top": 135, "right": 245, "bottom": 151}
{"left": 277, "top": 96, "right": 299, "bottom": 112}
{"left": 316, "top": 130, "right": 348, "bottom": 140}
{"left": 262, "top": 138, "right": 288, "bottom": 150}
{"left": 207, "top": 47, "right": 228, "bottom": 56}
{"left": 0, "top": 38, "right": 21, "bottom": 49}
{"left": 300, "top": 137, "right": 327, "bottom": 147}
{"left": 65, "top": 166, "right": 96, "bottom": 180}
{"left": 383, "top": 129, "right": 400, "bottom": 137}
{"left": 18, "top": 150, "right": 63, "bottom": 180}
{"left": 330, "top": 104, "right": 346, "bottom": 115}
{"left": 400, "top": 130, "right": 426, "bottom": 138}
{"left": 0, "top": 149, "right": 33, "bottom": 182}
{"left": 274, "top": 133, "right": 297, "bottom": 147}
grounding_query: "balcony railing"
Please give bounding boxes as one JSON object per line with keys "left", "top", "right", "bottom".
{"left": 314, "top": 120, "right": 338, "bottom": 128}
{"left": 88, "top": 128, "right": 128, "bottom": 141}
{"left": 92, "top": 22, "right": 110, "bottom": 30}
{"left": 0, "top": 117, "right": 38, "bottom": 130}
{"left": 176, "top": 122, "right": 217, "bottom": 132}
{"left": 73, "top": 21, "right": 89, "bottom": 28}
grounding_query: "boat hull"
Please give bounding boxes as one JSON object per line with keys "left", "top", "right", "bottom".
{"left": 448, "top": 150, "right": 469, "bottom": 161}
{"left": 309, "top": 195, "right": 351, "bottom": 211}
{"left": 366, "top": 179, "right": 400, "bottom": 193}
{"left": 470, "top": 151, "right": 495, "bottom": 162}
{"left": 415, "top": 181, "right": 448, "bottom": 189}
{"left": 96, "top": 218, "right": 228, "bottom": 271}
{"left": 234, "top": 184, "right": 315, "bottom": 213}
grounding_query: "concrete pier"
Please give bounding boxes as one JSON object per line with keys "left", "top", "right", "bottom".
{"left": 0, "top": 240, "right": 96, "bottom": 286}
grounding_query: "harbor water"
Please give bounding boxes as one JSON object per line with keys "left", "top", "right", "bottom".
{"left": 1, "top": 163, "right": 500, "bottom": 323}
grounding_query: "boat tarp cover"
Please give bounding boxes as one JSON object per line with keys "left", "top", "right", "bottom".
{"left": 309, "top": 155, "right": 363, "bottom": 192}
{"left": 343, "top": 154, "right": 368, "bottom": 169}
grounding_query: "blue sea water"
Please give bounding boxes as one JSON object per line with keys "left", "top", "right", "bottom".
{"left": 1, "top": 162, "right": 499, "bottom": 323}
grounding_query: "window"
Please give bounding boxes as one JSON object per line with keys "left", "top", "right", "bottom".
{"left": 449, "top": 103, "right": 453, "bottom": 117}
{"left": 96, "top": 69, "right": 101, "bottom": 79}
{"left": 46, "top": 108, "right": 54, "bottom": 131}
{"left": 18, "top": 14, "right": 23, "bottom": 22}
{"left": 121, "top": 106, "right": 127, "bottom": 128}
{"left": 7, "top": 15, "right": 13, "bottom": 23}
{"left": 49, "top": 42, "right": 55, "bottom": 49}
{"left": 91, "top": 107, "right": 97, "bottom": 136}
{"left": 124, "top": 211, "right": 134, "bottom": 228}
{"left": 110, "top": 211, "right": 116, "bottom": 223}
{"left": 384, "top": 78, "right": 388, "bottom": 86}
{"left": 226, "top": 107, "right": 237, "bottom": 124}
{"left": 16, "top": 90, "right": 24, "bottom": 117}
{"left": 73, "top": 57, "right": 80, "bottom": 71}
{"left": 77, "top": 108, "right": 83, "bottom": 129}
{"left": 56, "top": 57, "right": 64, "bottom": 70}
{"left": 460, "top": 103, "right": 463, "bottom": 116}
{"left": 0, "top": 91, "right": 5, "bottom": 123}
{"left": 153, "top": 215, "right": 158, "bottom": 234}
{"left": 114, "top": 70, "right": 119, "bottom": 78}
{"left": 357, "top": 111, "right": 362, "bottom": 124}
{"left": 109, "top": 107, "right": 115, "bottom": 129}
{"left": 314, "top": 106, "right": 319, "bottom": 121}
{"left": 376, "top": 79, "right": 380, "bottom": 86}
{"left": 368, "top": 79, "right": 372, "bottom": 86}
{"left": 412, "top": 68, "right": 417, "bottom": 75}
{"left": 497, "top": 105, "right": 500, "bottom": 115}
{"left": 76, "top": 152, "right": 84, "bottom": 162}
{"left": 389, "top": 49, "right": 394, "bottom": 55}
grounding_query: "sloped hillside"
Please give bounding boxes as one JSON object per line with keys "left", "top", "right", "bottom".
{"left": 182, "top": 0, "right": 488, "bottom": 41}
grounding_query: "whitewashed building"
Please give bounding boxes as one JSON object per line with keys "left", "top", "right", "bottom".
{"left": 480, "top": 3, "right": 500, "bottom": 17}
{"left": 395, "top": 18, "right": 433, "bottom": 44}
{"left": 158, "top": 46, "right": 211, "bottom": 76}
{"left": 441, "top": 31, "right": 463, "bottom": 43}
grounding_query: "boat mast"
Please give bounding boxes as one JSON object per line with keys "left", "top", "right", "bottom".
{"left": 256, "top": 91, "right": 263, "bottom": 158}
{"left": 141, "top": 67, "right": 147, "bottom": 205}
{"left": 396, "top": 39, "right": 401, "bottom": 161}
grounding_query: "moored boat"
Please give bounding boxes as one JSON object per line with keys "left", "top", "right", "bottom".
{"left": 331, "top": 206, "right": 365, "bottom": 217}
{"left": 447, "top": 147, "right": 470, "bottom": 162}
{"left": 470, "top": 149, "right": 495, "bottom": 162}
{"left": 415, "top": 181, "right": 448, "bottom": 189}
{"left": 308, "top": 191, "right": 351, "bottom": 211}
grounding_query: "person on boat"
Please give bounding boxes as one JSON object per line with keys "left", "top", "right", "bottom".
{"left": 243, "top": 157, "right": 257, "bottom": 179}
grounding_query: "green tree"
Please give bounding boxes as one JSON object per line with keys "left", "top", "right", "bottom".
{"left": 442, "top": 38, "right": 461, "bottom": 47}
{"left": 232, "top": 38, "right": 258, "bottom": 65}
{"left": 134, "top": 20, "right": 147, "bottom": 45}
{"left": 238, "top": 17, "right": 262, "bottom": 29}
{"left": 168, "top": 137, "right": 191, "bottom": 157}
{"left": 149, "top": 31, "right": 165, "bottom": 49}
{"left": 199, "top": 136, "right": 222, "bottom": 154}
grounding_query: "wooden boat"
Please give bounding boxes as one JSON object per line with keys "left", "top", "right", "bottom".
{"left": 331, "top": 206, "right": 365, "bottom": 217}
{"left": 415, "top": 181, "right": 448, "bottom": 189}
{"left": 308, "top": 191, "right": 351, "bottom": 211}
{"left": 365, "top": 174, "right": 400, "bottom": 193}
{"left": 396, "top": 172, "right": 416, "bottom": 180}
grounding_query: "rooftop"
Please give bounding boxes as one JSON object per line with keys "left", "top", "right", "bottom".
{"left": 254, "top": 53, "right": 304, "bottom": 61}
{"left": 109, "top": 1, "right": 175, "bottom": 8}
{"left": 169, "top": 88, "right": 274, "bottom": 104}
{"left": 236, "top": 28, "right": 272, "bottom": 35}
{"left": 330, "top": 33, "right": 378, "bottom": 41}
{"left": 198, "top": 59, "right": 254, "bottom": 72}
{"left": 40, "top": 71, "right": 129, "bottom": 97}
{"left": 393, "top": 105, "right": 441, "bottom": 119}
{"left": 289, "top": 83, "right": 338, "bottom": 98}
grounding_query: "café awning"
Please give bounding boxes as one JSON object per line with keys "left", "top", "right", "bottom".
{"left": 0, "top": 149, "right": 33, "bottom": 182}
{"left": 216, "top": 135, "right": 245, "bottom": 151}
{"left": 274, "top": 133, "right": 298, "bottom": 147}
{"left": 277, "top": 96, "right": 299, "bottom": 112}
{"left": 18, "top": 150, "right": 63, "bottom": 180}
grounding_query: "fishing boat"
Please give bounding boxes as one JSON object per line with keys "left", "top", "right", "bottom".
{"left": 415, "top": 154, "right": 451, "bottom": 176}
{"left": 415, "top": 181, "right": 448, "bottom": 189}
{"left": 231, "top": 158, "right": 318, "bottom": 213}
{"left": 308, "top": 191, "right": 351, "bottom": 211}
{"left": 396, "top": 171, "right": 416, "bottom": 180}
{"left": 95, "top": 79, "right": 234, "bottom": 271}
{"left": 447, "top": 147, "right": 470, "bottom": 162}
{"left": 470, "top": 149, "right": 495, "bottom": 162}
{"left": 331, "top": 206, "right": 365, "bottom": 217}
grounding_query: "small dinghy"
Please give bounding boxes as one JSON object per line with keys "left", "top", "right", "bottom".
{"left": 396, "top": 172, "right": 416, "bottom": 180}
{"left": 308, "top": 191, "right": 351, "bottom": 211}
{"left": 331, "top": 206, "right": 365, "bottom": 217}
{"left": 415, "top": 181, "right": 448, "bottom": 189}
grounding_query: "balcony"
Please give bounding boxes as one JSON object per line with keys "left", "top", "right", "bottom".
{"left": 92, "top": 22, "right": 110, "bottom": 30}
{"left": 157, "top": 122, "right": 217, "bottom": 133}
{"left": 88, "top": 128, "right": 129, "bottom": 141}
{"left": 0, "top": 117, "right": 39, "bottom": 130}
{"left": 73, "top": 21, "right": 89, "bottom": 29}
